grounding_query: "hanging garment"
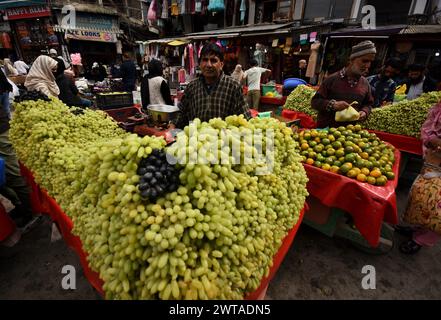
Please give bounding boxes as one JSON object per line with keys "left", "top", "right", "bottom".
{"left": 240, "top": 0, "right": 246, "bottom": 23}
{"left": 171, "top": 0, "right": 179, "bottom": 15}
{"left": 178, "top": 68, "right": 186, "bottom": 83}
{"left": 180, "top": 0, "right": 186, "bottom": 14}
{"left": 161, "top": 0, "right": 169, "bottom": 18}
{"left": 188, "top": 44, "right": 195, "bottom": 75}
{"left": 195, "top": 0, "right": 202, "bottom": 12}
{"left": 147, "top": 0, "right": 157, "bottom": 21}
{"left": 306, "top": 40, "right": 321, "bottom": 79}
{"left": 208, "top": 0, "right": 225, "bottom": 12}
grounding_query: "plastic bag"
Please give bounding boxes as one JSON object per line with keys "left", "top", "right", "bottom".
{"left": 335, "top": 106, "right": 360, "bottom": 122}
{"left": 396, "top": 84, "right": 407, "bottom": 95}
{"left": 208, "top": 0, "right": 225, "bottom": 12}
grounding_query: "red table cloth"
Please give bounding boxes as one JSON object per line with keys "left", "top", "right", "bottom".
{"left": 281, "top": 109, "right": 317, "bottom": 129}
{"left": 19, "top": 163, "right": 306, "bottom": 300}
{"left": 368, "top": 130, "right": 422, "bottom": 156}
{"left": 303, "top": 148, "right": 401, "bottom": 247}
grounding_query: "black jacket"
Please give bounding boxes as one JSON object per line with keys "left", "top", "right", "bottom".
{"left": 56, "top": 74, "right": 83, "bottom": 107}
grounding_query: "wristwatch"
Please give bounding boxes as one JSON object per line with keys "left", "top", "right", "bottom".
{"left": 326, "top": 99, "right": 336, "bottom": 112}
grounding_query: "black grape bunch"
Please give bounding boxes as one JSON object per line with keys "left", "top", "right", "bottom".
{"left": 15, "top": 90, "right": 51, "bottom": 102}
{"left": 137, "top": 149, "right": 181, "bottom": 201}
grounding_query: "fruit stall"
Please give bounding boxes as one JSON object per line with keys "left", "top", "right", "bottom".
{"left": 9, "top": 96, "right": 309, "bottom": 300}
{"left": 282, "top": 88, "right": 441, "bottom": 156}
{"left": 293, "top": 125, "right": 401, "bottom": 251}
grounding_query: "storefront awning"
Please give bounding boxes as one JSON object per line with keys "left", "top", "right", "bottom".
{"left": 184, "top": 22, "right": 295, "bottom": 39}
{"left": 399, "top": 24, "right": 441, "bottom": 34}
{"left": 324, "top": 25, "right": 407, "bottom": 38}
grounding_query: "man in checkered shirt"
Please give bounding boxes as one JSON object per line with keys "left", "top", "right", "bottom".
{"left": 172, "top": 43, "right": 251, "bottom": 129}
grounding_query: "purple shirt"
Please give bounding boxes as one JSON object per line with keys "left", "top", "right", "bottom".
{"left": 421, "top": 102, "right": 441, "bottom": 155}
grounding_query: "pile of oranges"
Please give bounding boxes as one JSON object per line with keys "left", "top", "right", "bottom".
{"left": 294, "top": 124, "right": 396, "bottom": 186}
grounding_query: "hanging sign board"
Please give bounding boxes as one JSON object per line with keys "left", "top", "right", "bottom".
{"left": 65, "top": 30, "right": 117, "bottom": 43}
{"left": 4, "top": 5, "right": 51, "bottom": 21}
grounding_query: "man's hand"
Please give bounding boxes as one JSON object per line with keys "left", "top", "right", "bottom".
{"left": 333, "top": 101, "right": 350, "bottom": 111}
{"left": 358, "top": 111, "right": 367, "bottom": 121}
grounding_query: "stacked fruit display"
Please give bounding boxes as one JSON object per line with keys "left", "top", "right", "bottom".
{"left": 10, "top": 97, "right": 309, "bottom": 300}
{"left": 294, "top": 124, "right": 396, "bottom": 186}
{"left": 362, "top": 91, "right": 441, "bottom": 138}
{"left": 283, "top": 85, "right": 317, "bottom": 119}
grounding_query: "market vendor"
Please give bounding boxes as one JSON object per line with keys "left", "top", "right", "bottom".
{"left": 171, "top": 43, "right": 250, "bottom": 129}
{"left": 311, "top": 40, "right": 375, "bottom": 128}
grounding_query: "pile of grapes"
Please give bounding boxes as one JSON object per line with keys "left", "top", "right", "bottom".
{"left": 10, "top": 98, "right": 309, "bottom": 300}
{"left": 283, "top": 85, "right": 317, "bottom": 119}
{"left": 14, "top": 89, "right": 51, "bottom": 102}
{"left": 137, "top": 149, "right": 181, "bottom": 201}
{"left": 362, "top": 91, "right": 441, "bottom": 137}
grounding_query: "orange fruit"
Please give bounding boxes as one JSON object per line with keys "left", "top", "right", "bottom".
{"left": 321, "top": 163, "right": 331, "bottom": 171}
{"left": 370, "top": 169, "right": 382, "bottom": 178}
{"left": 361, "top": 168, "right": 370, "bottom": 176}
{"left": 352, "top": 168, "right": 361, "bottom": 175}
{"left": 340, "top": 163, "right": 353, "bottom": 174}
{"left": 306, "top": 158, "right": 314, "bottom": 165}
{"left": 330, "top": 166, "right": 340, "bottom": 174}
{"left": 357, "top": 173, "right": 367, "bottom": 182}
{"left": 385, "top": 171, "right": 395, "bottom": 180}
{"left": 347, "top": 169, "right": 358, "bottom": 179}
{"left": 375, "top": 176, "right": 388, "bottom": 186}
{"left": 361, "top": 152, "right": 369, "bottom": 159}
{"left": 301, "top": 143, "right": 309, "bottom": 150}
{"left": 366, "top": 176, "right": 377, "bottom": 185}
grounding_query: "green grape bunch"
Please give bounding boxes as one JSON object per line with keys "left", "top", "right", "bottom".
{"left": 10, "top": 97, "right": 309, "bottom": 300}
{"left": 283, "top": 85, "right": 317, "bottom": 119}
{"left": 362, "top": 91, "right": 441, "bottom": 138}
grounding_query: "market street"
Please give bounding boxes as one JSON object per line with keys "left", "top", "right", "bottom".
{"left": 1, "top": 172, "right": 440, "bottom": 300}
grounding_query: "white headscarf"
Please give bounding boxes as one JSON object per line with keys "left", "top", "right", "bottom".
{"left": 25, "top": 55, "right": 60, "bottom": 97}
{"left": 231, "top": 64, "right": 244, "bottom": 83}
{"left": 4, "top": 58, "right": 18, "bottom": 76}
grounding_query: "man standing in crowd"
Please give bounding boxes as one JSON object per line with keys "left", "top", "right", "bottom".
{"left": 13, "top": 58, "right": 29, "bottom": 75}
{"left": 405, "top": 64, "right": 437, "bottom": 100}
{"left": 243, "top": 59, "right": 271, "bottom": 110}
{"left": 171, "top": 43, "right": 250, "bottom": 129}
{"left": 311, "top": 40, "right": 375, "bottom": 128}
{"left": 293, "top": 59, "right": 310, "bottom": 83}
{"left": 120, "top": 53, "right": 137, "bottom": 92}
{"left": 367, "top": 58, "right": 401, "bottom": 107}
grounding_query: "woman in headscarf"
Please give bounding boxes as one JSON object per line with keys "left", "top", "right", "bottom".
{"left": 24, "top": 55, "right": 60, "bottom": 97}
{"left": 231, "top": 64, "right": 245, "bottom": 84}
{"left": 140, "top": 59, "right": 173, "bottom": 110}
{"left": 3, "top": 58, "right": 18, "bottom": 77}
{"left": 396, "top": 101, "right": 441, "bottom": 254}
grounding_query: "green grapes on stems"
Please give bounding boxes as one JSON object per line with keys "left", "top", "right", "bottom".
{"left": 362, "top": 91, "right": 441, "bottom": 138}
{"left": 10, "top": 98, "right": 308, "bottom": 300}
{"left": 283, "top": 85, "right": 317, "bottom": 119}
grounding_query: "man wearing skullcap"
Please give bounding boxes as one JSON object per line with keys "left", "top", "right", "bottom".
{"left": 311, "top": 40, "right": 376, "bottom": 128}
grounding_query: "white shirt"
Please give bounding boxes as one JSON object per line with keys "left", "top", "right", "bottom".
{"left": 13, "top": 60, "right": 29, "bottom": 75}
{"left": 244, "top": 67, "right": 269, "bottom": 91}
{"left": 407, "top": 77, "right": 425, "bottom": 100}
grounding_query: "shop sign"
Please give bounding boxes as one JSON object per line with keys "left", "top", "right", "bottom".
{"left": 65, "top": 29, "right": 117, "bottom": 43}
{"left": 4, "top": 5, "right": 51, "bottom": 21}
